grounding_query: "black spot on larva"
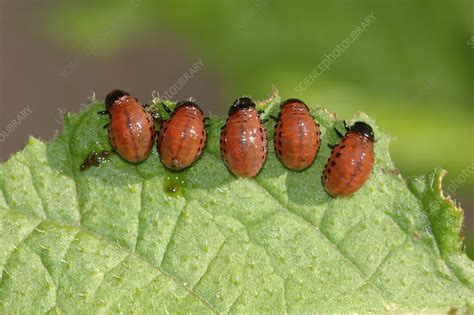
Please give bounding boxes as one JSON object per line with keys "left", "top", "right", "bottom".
{"left": 331, "top": 161, "right": 336, "bottom": 167}
{"left": 278, "top": 140, "right": 282, "bottom": 146}
{"left": 327, "top": 169, "right": 331, "bottom": 174}
{"left": 223, "top": 149, "right": 227, "bottom": 154}
{"left": 342, "top": 138, "right": 347, "bottom": 142}
{"left": 259, "top": 127, "right": 263, "bottom": 133}
{"left": 200, "top": 138, "right": 203, "bottom": 144}
{"left": 261, "top": 136, "right": 264, "bottom": 142}
{"left": 279, "top": 132, "right": 283, "bottom": 137}
{"left": 261, "top": 145, "right": 265, "bottom": 151}
{"left": 277, "top": 149, "right": 282, "bottom": 155}
{"left": 340, "top": 145, "right": 346, "bottom": 149}
{"left": 336, "top": 152, "right": 341, "bottom": 158}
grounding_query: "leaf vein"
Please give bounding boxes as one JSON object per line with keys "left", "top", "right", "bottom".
{"left": 16, "top": 159, "right": 47, "bottom": 219}
{"left": 159, "top": 200, "right": 186, "bottom": 267}
{"left": 88, "top": 253, "right": 130, "bottom": 305}
{"left": 133, "top": 179, "right": 146, "bottom": 252}
{"left": 29, "top": 250, "right": 57, "bottom": 314}
{"left": 0, "top": 220, "right": 41, "bottom": 285}
{"left": 192, "top": 237, "right": 227, "bottom": 290}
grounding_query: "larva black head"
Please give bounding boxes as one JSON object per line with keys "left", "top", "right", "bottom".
{"left": 350, "top": 121, "right": 375, "bottom": 142}
{"left": 105, "top": 89, "right": 130, "bottom": 111}
{"left": 280, "top": 98, "right": 310, "bottom": 111}
{"left": 228, "top": 97, "right": 256, "bottom": 116}
{"left": 174, "top": 100, "right": 204, "bottom": 115}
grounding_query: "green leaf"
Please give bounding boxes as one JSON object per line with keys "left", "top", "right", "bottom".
{"left": 0, "top": 92, "right": 472, "bottom": 313}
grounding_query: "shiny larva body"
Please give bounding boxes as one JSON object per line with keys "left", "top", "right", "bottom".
{"left": 323, "top": 121, "right": 375, "bottom": 197}
{"left": 274, "top": 99, "right": 321, "bottom": 170}
{"left": 157, "top": 101, "right": 207, "bottom": 170}
{"left": 105, "top": 90, "right": 155, "bottom": 163}
{"left": 220, "top": 97, "right": 267, "bottom": 178}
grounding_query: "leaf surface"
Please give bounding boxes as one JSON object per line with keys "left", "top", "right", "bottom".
{"left": 0, "top": 93, "right": 472, "bottom": 313}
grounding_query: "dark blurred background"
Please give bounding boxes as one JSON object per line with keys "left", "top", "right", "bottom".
{"left": 0, "top": 0, "right": 473, "bottom": 257}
